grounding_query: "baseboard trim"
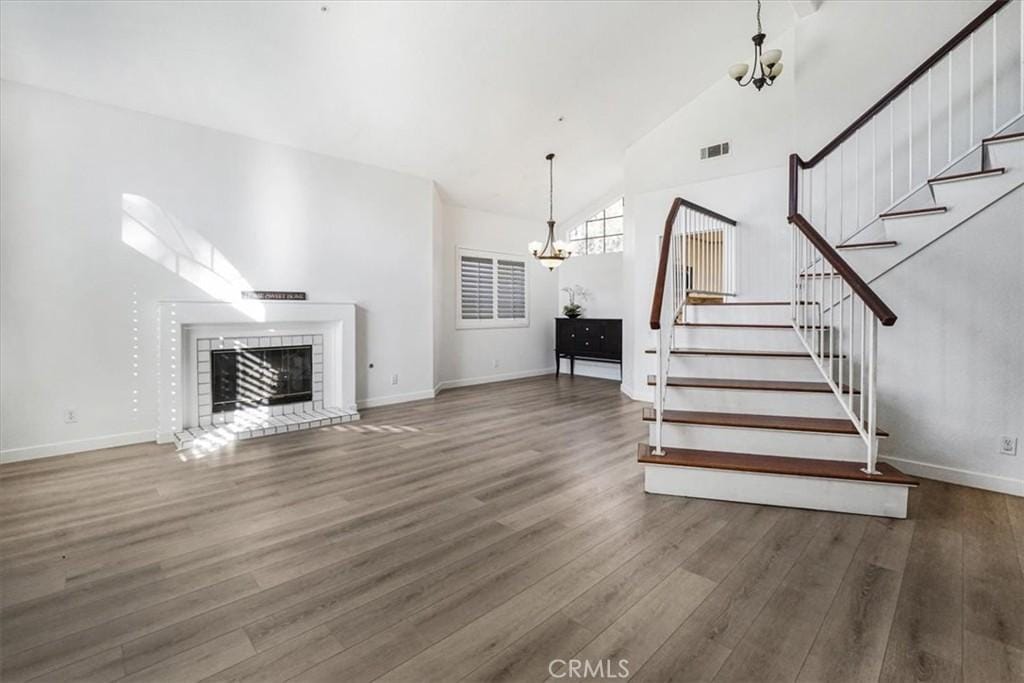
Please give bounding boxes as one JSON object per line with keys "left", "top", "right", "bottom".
{"left": 881, "top": 456, "right": 1023, "bottom": 497}
{"left": 357, "top": 388, "right": 438, "bottom": 409}
{"left": 436, "top": 367, "right": 555, "bottom": 392}
{"left": 1, "top": 430, "right": 155, "bottom": 464}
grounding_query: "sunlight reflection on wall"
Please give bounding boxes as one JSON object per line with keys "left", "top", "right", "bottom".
{"left": 121, "top": 194, "right": 265, "bottom": 321}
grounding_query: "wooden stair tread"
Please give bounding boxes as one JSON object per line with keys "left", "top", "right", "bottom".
{"left": 675, "top": 322, "right": 797, "bottom": 329}
{"left": 645, "top": 375, "right": 859, "bottom": 394}
{"left": 686, "top": 300, "right": 788, "bottom": 306}
{"left": 879, "top": 206, "right": 948, "bottom": 219}
{"left": 836, "top": 240, "right": 899, "bottom": 249}
{"left": 641, "top": 407, "right": 888, "bottom": 436}
{"left": 644, "top": 347, "right": 836, "bottom": 358}
{"left": 637, "top": 443, "right": 917, "bottom": 486}
{"left": 983, "top": 131, "right": 1024, "bottom": 144}
{"left": 928, "top": 167, "right": 1006, "bottom": 183}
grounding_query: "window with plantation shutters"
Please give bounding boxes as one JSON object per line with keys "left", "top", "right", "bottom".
{"left": 459, "top": 255, "right": 494, "bottom": 321}
{"left": 496, "top": 260, "right": 526, "bottom": 319}
{"left": 456, "top": 248, "right": 529, "bottom": 328}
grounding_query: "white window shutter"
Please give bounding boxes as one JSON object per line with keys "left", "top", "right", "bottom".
{"left": 459, "top": 255, "right": 494, "bottom": 320}
{"left": 496, "top": 260, "right": 526, "bottom": 319}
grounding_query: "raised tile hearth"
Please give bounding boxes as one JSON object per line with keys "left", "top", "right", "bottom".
{"left": 173, "top": 405, "right": 358, "bottom": 451}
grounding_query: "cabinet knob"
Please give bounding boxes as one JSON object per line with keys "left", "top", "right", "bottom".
{"left": 585, "top": 341, "right": 589, "bottom": 346}
{"left": 601, "top": 336, "right": 605, "bottom": 339}
{"left": 571, "top": 334, "right": 575, "bottom": 338}
{"left": 585, "top": 327, "right": 589, "bottom": 331}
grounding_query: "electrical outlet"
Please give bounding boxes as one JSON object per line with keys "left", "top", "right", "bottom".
{"left": 391, "top": 373, "right": 399, "bottom": 386}
{"left": 63, "top": 408, "right": 78, "bottom": 424}
{"left": 492, "top": 359, "right": 500, "bottom": 369}
{"left": 999, "top": 436, "right": 1018, "bottom": 456}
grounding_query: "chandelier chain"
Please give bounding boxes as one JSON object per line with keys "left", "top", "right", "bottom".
{"left": 756, "top": 0, "right": 762, "bottom": 34}
{"left": 548, "top": 155, "right": 554, "bottom": 221}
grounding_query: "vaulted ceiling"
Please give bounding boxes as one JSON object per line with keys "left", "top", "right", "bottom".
{"left": 0, "top": 0, "right": 797, "bottom": 220}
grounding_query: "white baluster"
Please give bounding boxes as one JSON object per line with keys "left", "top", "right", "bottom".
{"left": 863, "top": 317, "right": 879, "bottom": 475}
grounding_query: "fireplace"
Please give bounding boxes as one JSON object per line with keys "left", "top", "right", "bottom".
{"left": 157, "top": 301, "right": 359, "bottom": 449}
{"left": 211, "top": 345, "right": 313, "bottom": 412}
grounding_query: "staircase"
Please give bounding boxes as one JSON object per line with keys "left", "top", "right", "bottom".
{"left": 639, "top": 0, "right": 1024, "bottom": 518}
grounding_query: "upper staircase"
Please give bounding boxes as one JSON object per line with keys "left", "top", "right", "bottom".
{"left": 638, "top": 0, "right": 1024, "bottom": 518}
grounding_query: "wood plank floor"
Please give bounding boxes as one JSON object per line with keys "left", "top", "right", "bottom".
{"left": 1, "top": 375, "right": 1021, "bottom": 682}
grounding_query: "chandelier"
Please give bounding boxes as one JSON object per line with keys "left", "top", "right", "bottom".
{"left": 728, "top": 0, "right": 783, "bottom": 91}
{"left": 528, "top": 153, "right": 572, "bottom": 270}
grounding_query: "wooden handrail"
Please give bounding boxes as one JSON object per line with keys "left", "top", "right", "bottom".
{"left": 650, "top": 198, "right": 683, "bottom": 330}
{"left": 649, "top": 197, "right": 738, "bottom": 330}
{"left": 789, "top": 213, "right": 897, "bottom": 326}
{"left": 803, "top": 0, "right": 1009, "bottom": 168}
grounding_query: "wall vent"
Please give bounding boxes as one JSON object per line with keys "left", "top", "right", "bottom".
{"left": 700, "top": 142, "right": 730, "bottom": 160}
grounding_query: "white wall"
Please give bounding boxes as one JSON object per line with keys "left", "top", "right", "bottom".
{"left": 438, "top": 204, "right": 558, "bottom": 388}
{"left": 873, "top": 189, "right": 1024, "bottom": 495}
{"left": 0, "top": 80, "right": 437, "bottom": 460}
{"left": 556, "top": 252, "right": 624, "bottom": 380}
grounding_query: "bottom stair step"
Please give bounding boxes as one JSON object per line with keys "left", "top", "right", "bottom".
{"left": 636, "top": 443, "right": 917, "bottom": 486}
{"left": 637, "top": 443, "right": 916, "bottom": 518}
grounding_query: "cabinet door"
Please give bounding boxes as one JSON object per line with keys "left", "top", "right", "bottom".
{"left": 575, "top": 321, "right": 603, "bottom": 354}
{"left": 556, "top": 319, "right": 574, "bottom": 352}
{"left": 603, "top": 320, "right": 622, "bottom": 356}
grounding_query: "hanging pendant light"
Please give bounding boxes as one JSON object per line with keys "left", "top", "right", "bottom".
{"left": 528, "top": 153, "right": 572, "bottom": 270}
{"left": 728, "top": 0, "right": 783, "bottom": 91}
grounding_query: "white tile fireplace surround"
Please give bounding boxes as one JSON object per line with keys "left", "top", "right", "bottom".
{"left": 157, "top": 301, "right": 358, "bottom": 452}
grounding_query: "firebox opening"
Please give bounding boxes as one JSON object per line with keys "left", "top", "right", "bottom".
{"left": 211, "top": 345, "right": 313, "bottom": 413}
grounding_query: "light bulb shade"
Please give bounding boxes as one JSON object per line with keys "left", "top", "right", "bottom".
{"left": 760, "top": 49, "right": 782, "bottom": 68}
{"left": 728, "top": 63, "right": 749, "bottom": 81}
{"left": 538, "top": 256, "right": 565, "bottom": 270}
{"left": 528, "top": 241, "right": 543, "bottom": 254}
{"left": 553, "top": 240, "right": 569, "bottom": 252}
{"left": 769, "top": 62, "right": 784, "bottom": 78}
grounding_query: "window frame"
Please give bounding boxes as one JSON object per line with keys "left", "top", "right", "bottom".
{"left": 567, "top": 198, "right": 624, "bottom": 255}
{"left": 456, "top": 247, "right": 530, "bottom": 329}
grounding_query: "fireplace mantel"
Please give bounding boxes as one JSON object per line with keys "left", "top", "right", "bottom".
{"left": 156, "top": 300, "right": 357, "bottom": 444}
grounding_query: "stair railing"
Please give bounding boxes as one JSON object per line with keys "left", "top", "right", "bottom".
{"left": 650, "top": 197, "right": 738, "bottom": 455}
{"left": 785, "top": 0, "right": 1020, "bottom": 473}
{"left": 794, "top": 0, "right": 1020, "bottom": 246}
{"left": 788, "top": 210, "right": 896, "bottom": 474}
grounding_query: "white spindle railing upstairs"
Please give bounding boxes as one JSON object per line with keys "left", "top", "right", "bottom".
{"left": 650, "top": 198, "right": 737, "bottom": 455}
{"left": 787, "top": 0, "right": 1020, "bottom": 474}
{"left": 796, "top": 0, "right": 1022, "bottom": 247}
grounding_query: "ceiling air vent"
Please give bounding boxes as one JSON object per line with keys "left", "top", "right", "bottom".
{"left": 700, "top": 141, "right": 730, "bottom": 160}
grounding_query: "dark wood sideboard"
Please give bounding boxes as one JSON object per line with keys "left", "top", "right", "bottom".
{"left": 555, "top": 318, "right": 622, "bottom": 378}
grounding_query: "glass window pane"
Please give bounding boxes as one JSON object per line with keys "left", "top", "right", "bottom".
{"left": 587, "top": 238, "right": 604, "bottom": 254}
{"left": 604, "top": 216, "right": 623, "bottom": 235}
{"left": 568, "top": 224, "right": 585, "bottom": 240}
{"left": 605, "top": 235, "right": 623, "bottom": 253}
{"left": 604, "top": 198, "right": 623, "bottom": 217}
{"left": 570, "top": 239, "right": 586, "bottom": 254}
{"left": 588, "top": 209, "right": 605, "bottom": 222}
{"left": 586, "top": 221, "right": 604, "bottom": 238}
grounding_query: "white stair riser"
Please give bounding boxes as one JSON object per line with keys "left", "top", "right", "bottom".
{"left": 985, "top": 136, "right": 1024, "bottom": 169}
{"left": 662, "top": 387, "right": 849, "bottom": 419}
{"left": 674, "top": 326, "right": 830, "bottom": 353}
{"left": 664, "top": 354, "right": 828, "bottom": 382}
{"left": 650, "top": 422, "right": 870, "bottom": 461}
{"left": 685, "top": 304, "right": 795, "bottom": 326}
{"left": 643, "top": 465, "right": 909, "bottom": 518}
{"left": 930, "top": 172, "right": 1020, "bottom": 210}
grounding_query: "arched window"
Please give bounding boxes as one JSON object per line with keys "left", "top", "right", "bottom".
{"left": 567, "top": 198, "right": 623, "bottom": 254}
